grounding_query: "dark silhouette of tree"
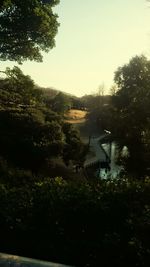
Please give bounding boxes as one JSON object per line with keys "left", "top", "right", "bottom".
{"left": 0, "top": 67, "right": 86, "bottom": 174}
{"left": 112, "top": 55, "right": 150, "bottom": 176}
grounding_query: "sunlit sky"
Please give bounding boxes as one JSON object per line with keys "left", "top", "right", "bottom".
{"left": 1, "top": 0, "right": 150, "bottom": 96}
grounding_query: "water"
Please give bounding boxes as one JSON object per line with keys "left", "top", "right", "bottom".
{"left": 100, "top": 142, "right": 123, "bottom": 179}
{"left": 84, "top": 135, "right": 124, "bottom": 179}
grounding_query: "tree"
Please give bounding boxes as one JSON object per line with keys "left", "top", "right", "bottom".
{"left": 0, "top": 0, "right": 60, "bottom": 62}
{"left": 0, "top": 107, "right": 64, "bottom": 172}
{"left": 0, "top": 67, "right": 86, "bottom": 174}
{"left": 112, "top": 55, "right": 150, "bottom": 176}
{"left": 51, "top": 92, "right": 72, "bottom": 114}
{"left": 62, "top": 123, "right": 87, "bottom": 166}
{"left": 0, "top": 66, "right": 43, "bottom": 107}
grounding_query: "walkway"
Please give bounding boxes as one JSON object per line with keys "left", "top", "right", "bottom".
{"left": 84, "top": 134, "right": 109, "bottom": 168}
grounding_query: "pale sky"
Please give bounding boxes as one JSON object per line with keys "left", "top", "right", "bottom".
{"left": 1, "top": 0, "right": 150, "bottom": 96}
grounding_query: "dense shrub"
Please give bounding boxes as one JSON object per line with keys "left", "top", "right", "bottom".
{"left": 0, "top": 177, "right": 149, "bottom": 267}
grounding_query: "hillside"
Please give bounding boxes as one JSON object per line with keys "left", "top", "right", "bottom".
{"left": 64, "top": 109, "right": 87, "bottom": 124}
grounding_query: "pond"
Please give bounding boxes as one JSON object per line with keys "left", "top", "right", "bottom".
{"left": 100, "top": 142, "right": 124, "bottom": 179}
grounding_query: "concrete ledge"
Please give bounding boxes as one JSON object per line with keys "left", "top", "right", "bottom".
{"left": 0, "top": 253, "right": 73, "bottom": 267}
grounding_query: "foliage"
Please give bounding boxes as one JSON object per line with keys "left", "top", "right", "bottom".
{"left": 0, "top": 67, "right": 86, "bottom": 174}
{"left": 86, "top": 55, "right": 150, "bottom": 177}
{"left": 62, "top": 123, "right": 88, "bottom": 166}
{"left": 50, "top": 92, "right": 72, "bottom": 114}
{"left": 112, "top": 56, "right": 150, "bottom": 176}
{"left": 0, "top": 0, "right": 60, "bottom": 62}
{"left": 82, "top": 94, "right": 111, "bottom": 111}
{"left": 0, "top": 66, "right": 43, "bottom": 108}
{"left": 0, "top": 177, "right": 149, "bottom": 267}
{"left": 0, "top": 108, "right": 64, "bottom": 172}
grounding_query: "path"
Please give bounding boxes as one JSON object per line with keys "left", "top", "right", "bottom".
{"left": 84, "top": 134, "right": 109, "bottom": 168}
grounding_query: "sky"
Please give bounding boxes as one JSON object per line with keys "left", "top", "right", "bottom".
{"left": 1, "top": 0, "right": 150, "bottom": 96}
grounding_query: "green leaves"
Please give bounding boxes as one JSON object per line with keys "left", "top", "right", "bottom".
{"left": 0, "top": 0, "right": 60, "bottom": 62}
{"left": 0, "top": 66, "right": 40, "bottom": 107}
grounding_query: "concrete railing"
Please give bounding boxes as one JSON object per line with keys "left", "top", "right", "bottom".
{"left": 0, "top": 253, "right": 72, "bottom": 267}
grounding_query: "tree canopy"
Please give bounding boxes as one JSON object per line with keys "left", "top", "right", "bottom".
{"left": 112, "top": 56, "right": 150, "bottom": 176}
{"left": 0, "top": 0, "right": 60, "bottom": 62}
{"left": 0, "top": 66, "right": 43, "bottom": 107}
{"left": 0, "top": 66, "right": 86, "bottom": 174}
{"left": 85, "top": 55, "right": 150, "bottom": 177}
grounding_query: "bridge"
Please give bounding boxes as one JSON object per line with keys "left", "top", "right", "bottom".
{"left": 83, "top": 134, "right": 111, "bottom": 178}
{"left": 84, "top": 134, "right": 110, "bottom": 168}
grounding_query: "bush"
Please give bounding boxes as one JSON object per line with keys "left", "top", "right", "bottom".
{"left": 0, "top": 177, "right": 149, "bottom": 266}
